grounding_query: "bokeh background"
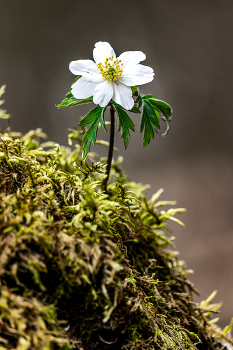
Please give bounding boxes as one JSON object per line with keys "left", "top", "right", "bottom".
{"left": 1, "top": 0, "right": 233, "bottom": 327}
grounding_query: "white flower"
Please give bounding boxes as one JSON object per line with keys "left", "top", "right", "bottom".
{"left": 69, "top": 41, "right": 154, "bottom": 110}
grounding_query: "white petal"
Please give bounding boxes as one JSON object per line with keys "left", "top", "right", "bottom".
{"left": 93, "top": 41, "right": 116, "bottom": 64}
{"left": 93, "top": 80, "right": 114, "bottom": 107}
{"left": 80, "top": 74, "right": 105, "bottom": 83}
{"left": 119, "top": 64, "right": 154, "bottom": 86}
{"left": 69, "top": 59, "right": 99, "bottom": 76}
{"left": 71, "top": 77, "right": 99, "bottom": 99}
{"left": 112, "top": 82, "right": 134, "bottom": 110}
{"left": 118, "top": 51, "right": 146, "bottom": 67}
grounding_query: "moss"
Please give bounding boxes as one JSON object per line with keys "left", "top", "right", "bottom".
{"left": 0, "top": 88, "right": 232, "bottom": 349}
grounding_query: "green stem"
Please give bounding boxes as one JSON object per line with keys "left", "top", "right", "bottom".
{"left": 103, "top": 105, "right": 115, "bottom": 192}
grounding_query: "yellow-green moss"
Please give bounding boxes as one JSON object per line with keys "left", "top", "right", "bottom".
{"left": 0, "top": 88, "right": 232, "bottom": 350}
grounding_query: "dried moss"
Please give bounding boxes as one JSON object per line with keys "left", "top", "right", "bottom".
{"left": 0, "top": 90, "right": 232, "bottom": 350}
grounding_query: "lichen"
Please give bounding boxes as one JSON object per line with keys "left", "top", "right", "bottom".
{"left": 0, "top": 87, "right": 232, "bottom": 349}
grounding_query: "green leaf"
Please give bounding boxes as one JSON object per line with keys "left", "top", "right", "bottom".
{"left": 142, "top": 95, "right": 160, "bottom": 116}
{"left": 143, "top": 94, "right": 158, "bottom": 100}
{"left": 83, "top": 139, "right": 92, "bottom": 159}
{"left": 136, "top": 93, "right": 143, "bottom": 108}
{"left": 57, "top": 92, "right": 93, "bottom": 109}
{"left": 82, "top": 118, "right": 100, "bottom": 144}
{"left": 56, "top": 77, "right": 93, "bottom": 108}
{"left": 79, "top": 106, "right": 107, "bottom": 159}
{"left": 79, "top": 106, "right": 106, "bottom": 130}
{"left": 152, "top": 105, "right": 160, "bottom": 120}
{"left": 113, "top": 103, "right": 135, "bottom": 149}
{"left": 146, "top": 98, "right": 172, "bottom": 117}
{"left": 143, "top": 100, "right": 160, "bottom": 128}
{"left": 144, "top": 98, "right": 172, "bottom": 136}
{"left": 141, "top": 116, "right": 154, "bottom": 147}
{"left": 140, "top": 100, "right": 160, "bottom": 147}
{"left": 110, "top": 99, "right": 140, "bottom": 114}
{"left": 130, "top": 105, "right": 141, "bottom": 114}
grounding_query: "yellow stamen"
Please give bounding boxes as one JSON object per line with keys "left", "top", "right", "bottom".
{"left": 97, "top": 56, "right": 123, "bottom": 82}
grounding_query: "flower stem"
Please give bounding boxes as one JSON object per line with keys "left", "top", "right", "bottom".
{"left": 103, "top": 105, "right": 115, "bottom": 192}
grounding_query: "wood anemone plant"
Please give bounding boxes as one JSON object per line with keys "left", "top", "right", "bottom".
{"left": 57, "top": 41, "right": 172, "bottom": 192}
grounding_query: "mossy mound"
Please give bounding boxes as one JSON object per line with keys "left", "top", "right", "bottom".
{"left": 0, "top": 106, "right": 232, "bottom": 349}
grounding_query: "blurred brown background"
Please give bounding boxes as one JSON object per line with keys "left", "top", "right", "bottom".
{"left": 1, "top": 0, "right": 233, "bottom": 327}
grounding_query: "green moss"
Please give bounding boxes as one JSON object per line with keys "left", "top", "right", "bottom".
{"left": 0, "top": 88, "right": 232, "bottom": 349}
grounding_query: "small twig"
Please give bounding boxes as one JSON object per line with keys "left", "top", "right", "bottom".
{"left": 103, "top": 104, "right": 115, "bottom": 192}
{"left": 98, "top": 334, "right": 118, "bottom": 344}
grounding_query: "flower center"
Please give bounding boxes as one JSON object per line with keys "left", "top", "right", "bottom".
{"left": 97, "top": 56, "right": 123, "bottom": 81}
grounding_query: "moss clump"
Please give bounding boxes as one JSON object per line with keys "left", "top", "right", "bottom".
{"left": 0, "top": 89, "right": 232, "bottom": 350}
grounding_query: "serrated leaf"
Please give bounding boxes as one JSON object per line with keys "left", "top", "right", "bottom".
{"left": 152, "top": 106, "right": 160, "bottom": 120}
{"left": 111, "top": 99, "right": 140, "bottom": 114}
{"left": 80, "top": 106, "right": 106, "bottom": 159}
{"left": 79, "top": 106, "right": 106, "bottom": 130}
{"left": 141, "top": 117, "right": 154, "bottom": 147}
{"left": 130, "top": 105, "right": 141, "bottom": 114}
{"left": 82, "top": 118, "right": 100, "bottom": 143}
{"left": 144, "top": 100, "right": 160, "bottom": 128}
{"left": 143, "top": 95, "right": 160, "bottom": 119}
{"left": 145, "top": 98, "right": 172, "bottom": 136}
{"left": 83, "top": 139, "right": 92, "bottom": 159}
{"left": 113, "top": 103, "right": 135, "bottom": 149}
{"left": 140, "top": 99, "right": 160, "bottom": 147}
{"left": 147, "top": 98, "right": 172, "bottom": 117}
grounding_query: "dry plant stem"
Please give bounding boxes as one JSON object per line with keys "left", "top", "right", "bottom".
{"left": 103, "top": 104, "right": 115, "bottom": 192}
